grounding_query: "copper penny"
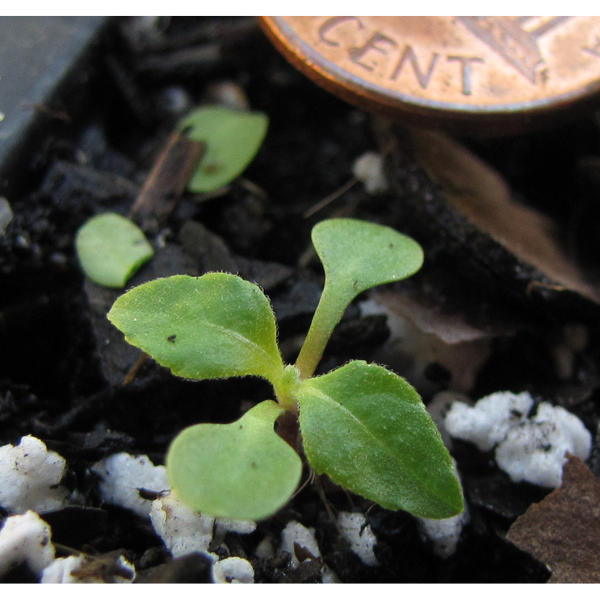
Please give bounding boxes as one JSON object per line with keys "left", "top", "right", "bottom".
{"left": 259, "top": 16, "right": 600, "bottom": 135}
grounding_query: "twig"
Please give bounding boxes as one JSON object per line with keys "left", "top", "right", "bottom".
{"left": 129, "top": 130, "right": 205, "bottom": 229}
{"left": 312, "top": 471, "right": 345, "bottom": 536}
{"left": 303, "top": 178, "right": 358, "bottom": 218}
{"left": 122, "top": 352, "right": 149, "bottom": 386}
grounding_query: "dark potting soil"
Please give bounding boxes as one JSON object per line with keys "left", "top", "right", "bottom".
{"left": 2, "top": 17, "right": 600, "bottom": 583}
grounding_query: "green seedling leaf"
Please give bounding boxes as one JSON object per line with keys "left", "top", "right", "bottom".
{"left": 312, "top": 218, "right": 424, "bottom": 297}
{"left": 297, "top": 361, "right": 463, "bottom": 519}
{"left": 296, "top": 219, "right": 424, "bottom": 378}
{"left": 108, "top": 273, "right": 286, "bottom": 386}
{"left": 181, "top": 106, "right": 268, "bottom": 193}
{"left": 167, "top": 400, "right": 302, "bottom": 520}
{"left": 75, "top": 212, "right": 154, "bottom": 288}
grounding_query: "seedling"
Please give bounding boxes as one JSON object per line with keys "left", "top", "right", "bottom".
{"left": 108, "top": 219, "right": 463, "bottom": 521}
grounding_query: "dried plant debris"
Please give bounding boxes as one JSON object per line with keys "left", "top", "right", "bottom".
{"left": 360, "top": 295, "right": 491, "bottom": 395}
{"left": 377, "top": 121, "right": 600, "bottom": 310}
{"left": 41, "top": 553, "right": 135, "bottom": 583}
{"left": 507, "top": 455, "right": 600, "bottom": 583}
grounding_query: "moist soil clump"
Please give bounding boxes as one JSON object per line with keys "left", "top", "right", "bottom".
{"left": 2, "top": 17, "right": 600, "bottom": 583}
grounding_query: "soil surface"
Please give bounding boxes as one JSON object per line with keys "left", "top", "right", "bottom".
{"left": 2, "top": 17, "right": 600, "bottom": 583}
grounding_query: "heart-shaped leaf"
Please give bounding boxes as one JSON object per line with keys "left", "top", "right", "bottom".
{"left": 312, "top": 218, "right": 424, "bottom": 298}
{"left": 108, "top": 273, "right": 285, "bottom": 386}
{"left": 296, "top": 219, "right": 424, "bottom": 377}
{"left": 75, "top": 212, "right": 154, "bottom": 288}
{"left": 297, "top": 361, "right": 463, "bottom": 519}
{"left": 167, "top": 400, "right": 302, "bottom": 520}
{"left": 181, "top": 106, "right": 268, "bottom": 193}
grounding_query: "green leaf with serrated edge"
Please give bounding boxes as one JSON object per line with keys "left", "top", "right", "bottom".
{"left": 181, "top": 107, "right": 268, "bottom": 193}
{"left": 297, "top": 361, "right": 463, "bottom": 519}
{"left": 75, "top": 213, "right": 154, "bottom": 288}
{"left": 296, "top": 219, "right": 424, "bottom": 378}
{"left": 167, "top": 400, "right": 302, "bottom": 520}
{"left": 108, "top": 273, "right": 286, "bottom": 387}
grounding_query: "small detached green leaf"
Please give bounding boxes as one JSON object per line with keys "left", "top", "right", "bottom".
{"left": 181, "top": 106, "right": 268, "bottom": 193}
{"left": 297, "top": 361, "right": 463, "bottom": 519}
{"left": 75, "top": 212, "right": 154, "bottom": 288}
{"left": 107, "top": 273, "right": 286, "bottom": 387}
{"left": 167, "top": 400, "right": 302, "bottom": 520}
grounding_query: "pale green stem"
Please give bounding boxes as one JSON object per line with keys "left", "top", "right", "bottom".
{"left": 295, "top": 284, "right": 352, "bottom": 379}
{"left": 272, "top": 364, "right": 301, "bottom": 413}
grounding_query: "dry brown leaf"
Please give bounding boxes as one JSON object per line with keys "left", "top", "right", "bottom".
{"left": 367, "top": 289, "right": 492, "bottom": 393}
{"left": 507, "top": 455, "right": 600, "bottom": 583}
{"left": 372, "top": 289, "right": 496, "bottom": 344}
{"left": 409, "top": 127, "right": 600, "bottom": 304}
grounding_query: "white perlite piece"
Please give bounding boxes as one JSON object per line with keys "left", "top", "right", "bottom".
{"left": 41, "top": 554, "right": 135, "bottom": 583}
{"left": 495, "top": 403, "right": 592, "bottom": 488}
{"left": 150, "top": 492, "right": 216, "bottom": 561}
{"left": 352, "top": 152, "right": 388, "bottom": 194}
{"left": 418, "top": 509, "right": 469, "bottom": 559}
{"left": 150, "top": 492, "right": 258, "bottom": 562}
{"left": 444, "top": 391, "right": 534, "bottom": 452}
{"left": 427, "top": 391, "right": 473, "bottom": 448}
{"left": 280, "top": 520, "right": 321, "bottom": 568}
{"left": 279, "top": 520, "right": 339, "bottom": 583}
{"left": 212, "top": 557, "right": 255, "bottom": 583}
{"left": 215, "top": 517, "right": 257, "bottom": 537}
{"left": 338, "top": 512, "right": 378, "bottom": 567}
{"left": 416, "top": 460, "right": 469, "bottom": 559}
{"left": 0, "top": 435, "right": 69, "bottom": 515}
{"left": 444, "top": 391, "right": 592, "bottom": 487}
{"left": 0, "top": 511, "right": 55, "bottom": 579}
{"left": 91, "top": 453, "right": 169, "bottom": 518}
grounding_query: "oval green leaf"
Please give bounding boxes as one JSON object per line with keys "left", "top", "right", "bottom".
{"left": 167, "top": 400, "right": 302, "bottom": 520}
{"left": 312, "top": 218, "right": 424, "bottom": 301}
{"left": 107, "top": 273, "right": 285, "bottom": 385}
{"left": 75, "top": 212, "right": 154, "bottom": 288}
{"left": 297, "top": 361, "right": 463, "bottom": 519}
{"left": 181, "top": 106, "right": 268, "bottom": 193}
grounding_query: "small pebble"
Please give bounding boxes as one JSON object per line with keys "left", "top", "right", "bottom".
{"left": 0, "top": 197, "right": 13, "bottom": 234}
{"left": 352, "top": 152, "right": 388, "bottom": 194}
{"left": 204, "top": 81, "right": 250, "bottom": 112}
